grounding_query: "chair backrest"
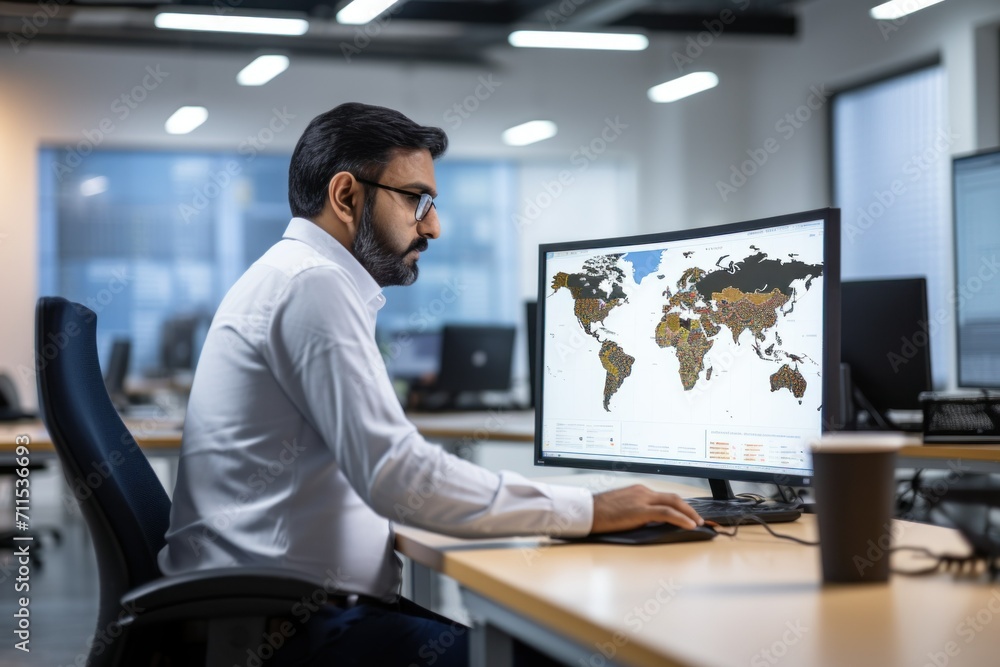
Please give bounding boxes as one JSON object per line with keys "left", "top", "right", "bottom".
{"left": 34, "top": 297, "right": 171, "bottom": 637}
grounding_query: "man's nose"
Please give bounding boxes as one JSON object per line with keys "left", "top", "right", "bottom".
{"left": 418, "top": 208, "right": 440, "bottom": 240}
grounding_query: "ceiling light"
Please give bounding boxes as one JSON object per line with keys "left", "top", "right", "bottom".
{"left": 154, "top": 13, "right": 309, "bottom": 36}
{"left": 79, "top": 176, "right": 108, "bottom": 197}
{"left": 508, "top": 31, "right": 648, "bottom": 51}
{"left": 869, "top": 0, "right": 946, "bottom": 20}
{"left": 337, "top": 0, "right": 401, "bottom": 25}
{"left": 165, "top": 106, "right": 208, "bottom": 135}
{"left": 237, "top": 55, "right": 290, "bottom": 86}
{"left": 502, "top": 120, "right": 558, "bottom": 147}
{"left": 647, "top": 72, "right": 719, "bottom": 103}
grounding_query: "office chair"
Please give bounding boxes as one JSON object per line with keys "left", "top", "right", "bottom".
{"left": 35, "top": 297, "right": 327, "bottom": 666}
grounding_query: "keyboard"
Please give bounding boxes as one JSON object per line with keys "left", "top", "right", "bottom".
{"left": 685, "top": 498, "right": 802, "bottom": 526}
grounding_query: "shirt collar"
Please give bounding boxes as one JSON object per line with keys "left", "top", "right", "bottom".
{"left": 282, "top": 217, "right": 386, "bottom": 311}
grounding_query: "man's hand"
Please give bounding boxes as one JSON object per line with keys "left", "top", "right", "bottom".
{"left": 591, "top": 485, "right": 704, "bottom": 533}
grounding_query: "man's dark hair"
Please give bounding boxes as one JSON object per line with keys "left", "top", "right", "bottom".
{"left": 288, "top": 102, "right": 448, "bottom": 218}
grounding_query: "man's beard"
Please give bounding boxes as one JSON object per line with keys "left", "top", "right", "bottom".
{"left": 352, "top": 198, "right": 429, "bottom": 287}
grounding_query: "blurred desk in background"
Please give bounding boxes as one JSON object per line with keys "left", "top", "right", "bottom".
{"left": 406, "top": 410, "right": 534, "bottom": 443}
{"left": 0, "top": 418, "right": 184, "bottom": 462}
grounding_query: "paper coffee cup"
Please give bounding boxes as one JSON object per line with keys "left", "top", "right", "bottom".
{"left": 809, "top": 433, "right": 905, "bottom": 584}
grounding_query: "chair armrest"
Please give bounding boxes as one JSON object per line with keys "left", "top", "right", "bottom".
{"left": 121, "top": 568, "right": 329, "bottom": 627}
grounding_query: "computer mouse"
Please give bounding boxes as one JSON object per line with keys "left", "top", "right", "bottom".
{"left": 565, "top": 522, "right": 717, "bottom": 545}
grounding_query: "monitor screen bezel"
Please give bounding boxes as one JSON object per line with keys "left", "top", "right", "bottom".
{"left": 952, "top": 148, "right": 1000, "bottom": 389}
{"left": 533, "top": 207, "right": 841, "bottom": 486}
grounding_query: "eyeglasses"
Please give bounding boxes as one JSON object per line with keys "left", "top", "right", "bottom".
{"left": 355, "top": 178, "right": 436, "bottom": 222}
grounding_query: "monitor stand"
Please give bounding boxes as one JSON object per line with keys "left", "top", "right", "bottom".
{"left": 851, "top": 384, "right": 900, "bottom": 430}
{"left": 684, "top": 479, "right": 803, "bottom": 526}
{"left": 840, "top": 362, "right": 899, "bottom": 431}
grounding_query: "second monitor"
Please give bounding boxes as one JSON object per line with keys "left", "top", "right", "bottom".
{"left": 841, "top": 277, "right": 932, "bottom": 430}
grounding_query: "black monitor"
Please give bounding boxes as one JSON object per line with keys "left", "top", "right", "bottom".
{"left": 104, "top": 338, "right": 131, "bottom": 401}
{"left": 436, "top": 325, "right": 516, "bottom": 393}
{"left": 841, "top": 278, "right": 932, "bottom": 429}
{"left": 535, "top": 208, "right": 840, "bottom": 508}
{"left": 954, "top": 149, "right": 1000, "bottom": 388}
{"left": 160, "top": 314, "right": 209, "bottom": 374}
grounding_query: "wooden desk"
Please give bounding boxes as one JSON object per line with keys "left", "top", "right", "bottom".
{"left": 406, "top": 410, "right": 534, "bottom": 443}
{"left": 0, "top": 412, "right": 529, "bottom": 453}
{"left": 0, "top": 418, "right": 184, "bottom": 459}
{"left": 0, "top": 412, "right": 531, "bottom": 462}
{"left": 898, "top": 438, "right": 1000, "bottom": 473}
{"left": 395, "top": 476, "right": 1000, "bottom": 667}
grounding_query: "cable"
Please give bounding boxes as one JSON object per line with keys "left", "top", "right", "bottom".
{"left": 711, "top": 475, "right": 1000, "bottom": 579}
{"left": 895, "top": 469, "right": 923, "bottom": 518}
{"left": 708, "top": 514, "right": 819, "bottom": 546}
{"left": 705, "top": 514, "right": 1000, "bottom": 579}
{"left": 775, "top": 484, "right": 791, "bottom": 504}
{"left": 709, "top": 518, "right": 992, "bottom": 577}
{"left": 890, "top": 547, "right": 993, "bottom": 577}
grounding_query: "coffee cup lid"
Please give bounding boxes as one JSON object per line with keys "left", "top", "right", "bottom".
{"left": 810, "top": 433, "right": 910, "bottom": 453}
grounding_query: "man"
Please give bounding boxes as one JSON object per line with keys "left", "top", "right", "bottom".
{"left": 159, "top": 102, "right": 702, "bottom": 666}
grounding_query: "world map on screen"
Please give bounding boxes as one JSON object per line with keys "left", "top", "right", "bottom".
{"left": 548, "top": 246, "right": 823, "bottom": 412}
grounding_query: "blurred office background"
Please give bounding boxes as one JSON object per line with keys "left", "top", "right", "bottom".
{"left": 1, "top": 0, "right": 997, "bottom": 407}
{"left": 2, "top": 1, "right": 1000, "bottom": 662}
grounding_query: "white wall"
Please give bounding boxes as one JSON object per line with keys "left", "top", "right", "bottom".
{"left": 640, "top": 0, "right": 1000, "bottom": 229}
{"left": 2, "top": 0, "right": 1000, "bottom": 406}
{"left": 673, "top": 0, "right": 1000, "bottom": 389}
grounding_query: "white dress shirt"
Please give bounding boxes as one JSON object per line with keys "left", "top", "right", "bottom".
{"left": 159, "top": 217, "right": 594, "bottom": 601}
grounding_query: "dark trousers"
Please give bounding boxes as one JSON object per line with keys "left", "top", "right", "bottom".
{"left": 270, "top": 596, "right": 561, "bottom": 667}
{"left": 271, "top": 596, "right": 468, "bottom": 667}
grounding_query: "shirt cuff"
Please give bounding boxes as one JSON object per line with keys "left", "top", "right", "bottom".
{"left": 544, "top": 484, "right": 594, "bottom": 537}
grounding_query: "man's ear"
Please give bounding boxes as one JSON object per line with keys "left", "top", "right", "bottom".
{"left": 327, "top": 171, "right": 363, "bottom": 235}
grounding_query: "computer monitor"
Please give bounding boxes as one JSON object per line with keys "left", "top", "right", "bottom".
{"left": 159, "top": 314, "right": 209, "bottom": 374}
{"left": 535, "top": 208, "right": 840, "bottom": 507}
{"left": 104, "top": 338, "right": 131, "bottom": 400}
{"left": 841, "top": 278, "right": 932, "bottom": 429}
{"left": 383, "top": 330, "right": 442, "bottom": 380}
{"left": 436, "top": 325, "right": 516, "bottom": 393}
{"left": 953, "top": 149, "right": 1000, "bottom": 388}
